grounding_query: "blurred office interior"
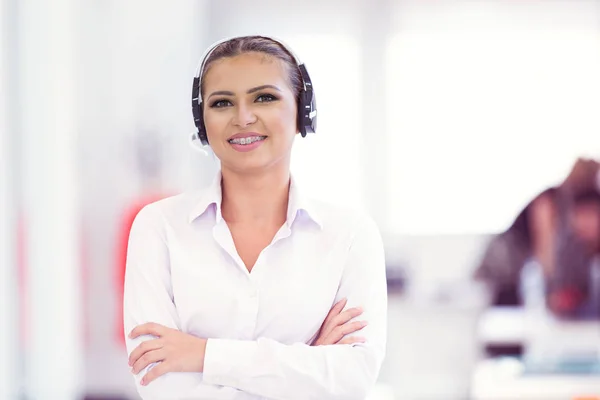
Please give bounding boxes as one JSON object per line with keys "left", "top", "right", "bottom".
{"left": 2, "top": 0, "right": 600, "bottom": 399}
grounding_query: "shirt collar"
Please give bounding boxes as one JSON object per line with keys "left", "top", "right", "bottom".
{"left": 188, "top": 170, "right": 323, "bottom": 229}
{"left": 287, "top": 174, "right": 323, "bottom": 229}
{"left": 188, "top": 170, "right": 224, "bottom": 224}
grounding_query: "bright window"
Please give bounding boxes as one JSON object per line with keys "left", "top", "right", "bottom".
{"left": 386, "top": 2, "right": 600, "bottom": 234}
{"left": 287, "top": 35, "right": 364, "bottom": 210}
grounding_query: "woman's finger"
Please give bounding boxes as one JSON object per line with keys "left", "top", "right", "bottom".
{"left": 132, "top": 349, "right": 166, "bottom": 375}
{"left": 331, "top": 306, "right": 363, "bottom": 327}
{"left": 141, "top": 360, "right": 171, "bottom": 386}
{"left": 128, "top": 339, "right": 163, "bottom": 367}
{"left": 328, "top": 320, "right": 368, "bottom": 344}
{"left": 318, "top": 298, "right": 348, "bottom": 340}
{"left": 340, "top": 320, "right": 368, "bottom": 336}
{"left": 337, "top": 336, "right": 366, "bottom": 345}
{"left": 322, "top": 298, "right": 347, "bottom": 327}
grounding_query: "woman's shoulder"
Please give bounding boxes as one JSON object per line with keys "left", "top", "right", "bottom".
{"left": 132, "top": 189, "right": 206, "bottom": 225}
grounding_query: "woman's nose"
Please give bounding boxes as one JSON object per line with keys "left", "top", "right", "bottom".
{"left": 232, "top": 104, "right": 257, "bottom": 127}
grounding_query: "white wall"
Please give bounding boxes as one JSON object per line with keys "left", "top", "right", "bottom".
{"left": 0, "top": 0, "right": 19, "bottom": 397}
{"left": 76, "top": 1, "right": 213, "bottom": 396}
{"left": 16, "top": 0, "right": 83, "bottom": 398}
{"left": 387, "top": 0, "right": 600, "bottom": 235}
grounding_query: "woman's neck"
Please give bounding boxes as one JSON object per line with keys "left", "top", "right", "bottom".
{"left": 220, "top": 166, "right": 290, "bottom": 227}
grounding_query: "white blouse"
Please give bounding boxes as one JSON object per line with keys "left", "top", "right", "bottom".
{"left": 123, "top": 171, "right": 388, "bottom": 400}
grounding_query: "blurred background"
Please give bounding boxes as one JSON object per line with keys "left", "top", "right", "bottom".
{"left": 2, "top": 0, "right": 600, "bottom": 399}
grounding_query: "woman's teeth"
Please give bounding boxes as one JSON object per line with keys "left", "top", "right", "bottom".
{"left": 228, "top": 136, "right": 266, "bottom": 145}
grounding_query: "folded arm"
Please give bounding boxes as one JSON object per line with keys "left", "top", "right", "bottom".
{"left": 124, "top": 205, "right": 242, "bottom": 399}
{"left": 124, "top": 205, "right": 387, "bottom": 400}
{"left": 201, "top": 215, "right": 388, "bottom": 400}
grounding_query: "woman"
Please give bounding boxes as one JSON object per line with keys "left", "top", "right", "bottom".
{"left": 475, "top": 158, "right": 600, "bottom": 318}
{"left": 123, "top": 35, "right": 388, "bottom": 400}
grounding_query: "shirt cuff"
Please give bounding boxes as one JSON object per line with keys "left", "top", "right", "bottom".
{"left": 202, "top": 338, "right": 258, "bottom": 388}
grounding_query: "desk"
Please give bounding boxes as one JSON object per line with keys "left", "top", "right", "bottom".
{"left": 476, "top": 306, "right": 528, "bottom": 351}
{"left": 470, "top": 358, "right": 600, "bottom": 400}
{"left": 477, "top": 307, "right": 600, "bottom": 351}
{"left": 473, "top": 307, "right": 600, "bottom": 399}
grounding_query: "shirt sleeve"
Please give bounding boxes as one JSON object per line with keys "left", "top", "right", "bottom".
{"left": 201, "top": 214, "right": 388, "bottom": 400}
{"left": 123, "top": 204, "right": 244, "bottom": 400}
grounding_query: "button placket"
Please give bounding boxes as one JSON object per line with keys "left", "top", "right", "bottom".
{"left": 237, "top": 276, "right": 259, "bottom": 339}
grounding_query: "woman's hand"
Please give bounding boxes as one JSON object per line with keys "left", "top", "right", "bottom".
{"left": 312, "top": 298, "right": 368, "bottom": 346}
{"left": 128, "top": 323, "right": 207, "bottom": 386}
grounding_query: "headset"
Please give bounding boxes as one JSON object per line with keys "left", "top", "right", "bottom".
{"left": 191, "top": 35, "right": 317, "bottom": 147}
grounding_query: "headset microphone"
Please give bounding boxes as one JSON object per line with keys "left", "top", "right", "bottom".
{"left": 189, "top": 131, "right": 208, "bottom": 156}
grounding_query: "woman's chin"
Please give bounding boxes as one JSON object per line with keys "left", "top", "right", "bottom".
{"left": 223, "top": 156, "right": 289, "bottom": 176}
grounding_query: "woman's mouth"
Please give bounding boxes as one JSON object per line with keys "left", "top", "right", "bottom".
{"left": 227, "top": 136, "right": 267, "bottom": 145}
{"left": 227, "top": 135, "right": 267, "bottom": 152}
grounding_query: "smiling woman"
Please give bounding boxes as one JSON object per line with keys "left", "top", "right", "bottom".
{"left": 122, "top": 35, "right": 388, "bottom": 400}
{"left": 199, "top": 42, "right": 304, "bottom": 175}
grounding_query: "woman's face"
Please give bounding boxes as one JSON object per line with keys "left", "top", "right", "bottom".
{"left": 202, "top": 52, "right": 298, "bottom": 175}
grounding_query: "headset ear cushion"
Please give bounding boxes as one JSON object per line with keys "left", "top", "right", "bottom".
{"left": 191, "top": 76, "right": 209, "bottom": 145}
{"left": 300, "top": 90, "right": 316, "bottom": 136}
{"left": 309, "top": 108, "right": 316, "bottom": 134}
{"left": 297, "top": 93, "right": 307, "bottom": 137}
{"left": 193, "top": 101, "right": 208, "bottom": 145}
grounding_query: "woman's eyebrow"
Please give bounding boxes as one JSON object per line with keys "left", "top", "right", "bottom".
{"left": 207, "top": 85, "right": 282, "bottom": 100}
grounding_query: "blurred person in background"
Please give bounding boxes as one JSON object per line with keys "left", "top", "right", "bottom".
{"left": 122, "top": 35, "right": 387, "bottom": 400}
{"left": 475, "top": 158, "right": 600, "bottom": 318}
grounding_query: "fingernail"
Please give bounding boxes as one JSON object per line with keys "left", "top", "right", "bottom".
{"left": 140, "top": 378, "right": 146, "bottom": 386}
{"left": 361, "top": 321, "right": 368, "bottom": 327}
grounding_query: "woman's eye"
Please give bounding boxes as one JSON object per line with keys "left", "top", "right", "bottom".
{"left": 256, "top": 94, "right": 277, "bottom": 103}
{"left": 209, "top": 99, "right": 232, "bottom": 108}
